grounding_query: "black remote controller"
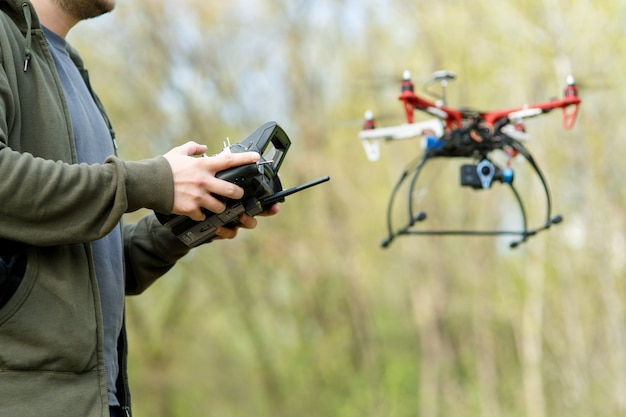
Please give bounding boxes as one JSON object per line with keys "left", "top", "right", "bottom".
{"left": 156, "top": 122, "right": 330, "bottom": 247}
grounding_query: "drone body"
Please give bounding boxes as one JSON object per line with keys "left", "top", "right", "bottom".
{"left": 359, "top": 70, "right": 581, "bottom": 248}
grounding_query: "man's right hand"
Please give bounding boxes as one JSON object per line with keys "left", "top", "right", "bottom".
{"left": 163, "top": 141, "right": 261, "bottom": 221}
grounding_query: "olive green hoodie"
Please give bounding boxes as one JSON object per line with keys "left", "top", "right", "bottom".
{"left": 0, "top": 1, "right": 190, "bottom": 415}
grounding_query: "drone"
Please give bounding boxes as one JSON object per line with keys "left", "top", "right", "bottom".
{"left": 359, "top": 70, "right": 581, "bottom": 249}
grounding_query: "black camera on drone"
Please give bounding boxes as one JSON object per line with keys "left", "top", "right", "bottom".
{"left": 157, "top": 121, "right": 329, "bottom": 247}
{"left": 460, "top": 159, "right": 514, "bottom": 189}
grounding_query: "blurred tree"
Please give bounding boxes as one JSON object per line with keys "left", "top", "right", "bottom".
{"left": 68, "top": 0, "right": 626, "bottom": 416}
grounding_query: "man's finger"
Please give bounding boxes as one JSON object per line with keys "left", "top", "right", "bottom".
{"left": 175, "top": 141, "right": 208, "bottom": 157}
{"left": 204, "top": 151, "right": 260, "bottom": 174}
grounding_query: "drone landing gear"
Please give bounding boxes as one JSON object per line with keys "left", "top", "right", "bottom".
{"left": 381, "top": 151, "right": 562, "bottom": 249}
{"left": 381, "top": 208, "right": 563, "bottom": 249}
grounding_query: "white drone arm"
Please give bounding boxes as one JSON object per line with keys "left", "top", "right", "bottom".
{"left": 358, "top": 118, "right": 444, "bottom": 161}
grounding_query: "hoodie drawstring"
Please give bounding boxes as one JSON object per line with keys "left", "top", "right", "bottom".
{"left": 21, "top": 2, "right": 32, "bottom": 72}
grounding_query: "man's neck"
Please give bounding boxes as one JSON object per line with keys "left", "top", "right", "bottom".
{"left": 29, "top": 0, "right": 79, "bottom": 38}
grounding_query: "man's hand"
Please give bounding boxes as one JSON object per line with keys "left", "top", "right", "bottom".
{"left": 163, "top": 141, "right": 260, "bottom": 221}
{"left": 213, "top": 204, "right": 281, "bottom": 240}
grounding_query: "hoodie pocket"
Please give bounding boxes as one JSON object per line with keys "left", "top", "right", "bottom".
{"left": 0, "top": 246, "right": 99, "bottom": 373}
{"left": 0, "top": 253, "right": 26, "bottom": 309}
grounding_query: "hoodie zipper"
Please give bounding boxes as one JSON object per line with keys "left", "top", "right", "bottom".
{"left": 117, "top": 318, "right": 132, "bottom": 416}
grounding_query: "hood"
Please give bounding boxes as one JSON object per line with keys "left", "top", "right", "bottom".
{"left": 1, "top": 0, "right": 40, "bottom": 31}
{"left": 1, "top": 0, "right": 41, "bottom": 71}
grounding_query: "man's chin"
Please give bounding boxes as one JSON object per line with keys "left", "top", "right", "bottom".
{"left": 63, "top": 0, "right": 116, "bottom": 21}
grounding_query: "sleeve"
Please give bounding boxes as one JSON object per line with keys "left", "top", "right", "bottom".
{"left": 122, "top": 213, "right": 191, "bottom": 295}
{"left": 0, "top": 145, "right": 176, "bottom": 247}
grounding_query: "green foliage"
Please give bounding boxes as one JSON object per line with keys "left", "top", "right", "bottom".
{"left": 71, "top": 0, "right": 626, "bottom": 416}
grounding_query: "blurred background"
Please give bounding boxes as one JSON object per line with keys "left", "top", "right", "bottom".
{"left": 71, "top": 1, "right": 625, "bottom": 416}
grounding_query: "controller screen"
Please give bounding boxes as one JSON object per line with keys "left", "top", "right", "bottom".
{"left": 262, "top": 136, "right": 285, "bottom": 170}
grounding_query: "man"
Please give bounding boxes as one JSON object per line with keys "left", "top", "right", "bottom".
{"left": 0, "top": 0, "right": 279, "bottom": 416}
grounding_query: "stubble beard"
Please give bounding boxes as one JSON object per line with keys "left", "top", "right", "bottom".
{"left": 54, "top": 0, "right": 115, "bottom": 21}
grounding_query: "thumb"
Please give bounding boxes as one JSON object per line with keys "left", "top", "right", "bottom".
{"left": 173, "top": 141, "right": 208, "bottom": 157}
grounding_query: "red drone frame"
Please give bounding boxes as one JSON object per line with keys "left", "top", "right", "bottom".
{"left": 399, "top": 70, "right": 580, "bottom": 130}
